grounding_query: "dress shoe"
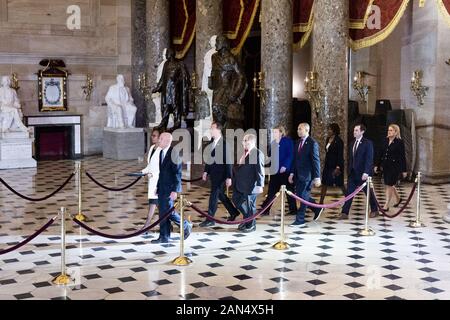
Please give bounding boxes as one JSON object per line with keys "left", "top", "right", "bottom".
{"left": 241, "top": 225, "right": 256, "bottom": 233}
{"left": 369, "top": 211, "right": 379, "bottom": 218}
{"left": 151, "top": 237, "right": 169, "bottom": 244}
{"left": 289, "top": 220, "right": 305, "bottom": 227}
{"left": 184, "top": 222, "right": 193, "bottom": 240}
{"left": 227, "top": 213, "right": 239, "bottom": 222}
{"left": 338, "top": 213, "right": 349, "bottom": 220}
{"left": 238, "top": 223, "right": 246, "bottom": 231}
{"left": 393, "top": 198, "right": 403, "bottom": 208}
{"left": 199, "top": 220, "right": 215, "bottom": 227}
{"left": 313, "top": 208, "right": 324, "bottom": 221}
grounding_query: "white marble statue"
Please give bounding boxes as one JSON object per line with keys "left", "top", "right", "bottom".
{"left": 150, "top": 48, "right": 167, "bottom": 126}
{"left": 0, "top": 76, "right": 28, "bottom": 133}
{"left": 105, "top": 75, "right": 137, "bottom": 128}
{"left": 201, "top": 35, "right": 217, "bottom": 119}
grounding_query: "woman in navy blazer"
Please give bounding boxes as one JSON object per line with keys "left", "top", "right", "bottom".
{"left": 375, "top": 124, "right": 407, "bottom": 210}
{"left": 320, "top": 123, "right": 346, "bottom": 203}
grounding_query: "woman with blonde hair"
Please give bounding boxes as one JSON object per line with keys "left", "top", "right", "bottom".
{"left": 375, "top": 124, "right": 407, "bottom": 210}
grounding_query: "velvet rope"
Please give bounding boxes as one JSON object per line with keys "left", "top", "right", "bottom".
{"left": 0, "top": 216, "right": 57, "bottom": 255}
{"left": 286, "top": 182, "right": 367, "bottom": 209}
{"left": 0, "top": 173, "right": 75, "bottom": 202}
{"left": 370, "top": 183, "right": 417, "bottom": 219}
{"left": 188, "top": 194, "right": 279, "bottom": 225}
{"left": 85, "top": 171, "right": 142, "bottom": 192}
{"left": 181, "top": 177, "right": 203, "bottom": 183}
{"left": 73, "top": 207, "right": 175, "bottom": 239}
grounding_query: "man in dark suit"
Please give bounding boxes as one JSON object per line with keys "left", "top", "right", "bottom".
{"left": 340, "top": 124, "right": 379, "bottom": 219}
{"left": 152, "top": 132, "right": 193, "bottom": 244}
{"left": 288, "top": 123, "right": 323, "bottom": 226}
{"left": 232, "top": 134, "right": 265, "bottom": 233}
{"left": 200, "top": 122, "right": 240, "bottom": 227}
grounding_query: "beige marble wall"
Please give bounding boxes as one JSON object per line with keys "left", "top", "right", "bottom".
{"left": 0, "top": 0, "right": 133, "bottom": 155}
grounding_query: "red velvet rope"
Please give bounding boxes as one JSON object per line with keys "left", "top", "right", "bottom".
{"left": 0, "top": 216, "right": 57, "bottom": 255}
{"left": 85, "top": 171, "right": 142, "bottom": 192}
{"left": 370, "top": 183, "right": 417, "bottom": 219}
{"left": 0, "top": 174, "right": 74, "bottom": 202}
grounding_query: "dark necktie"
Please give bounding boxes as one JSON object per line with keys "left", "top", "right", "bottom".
{"left": 298, "top": 138, "right": 304, "bottom": 155}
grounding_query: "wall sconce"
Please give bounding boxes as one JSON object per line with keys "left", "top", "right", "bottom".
{"left": 81, "top": 74, "right": 94, "bottom": 101}
{"left": 410, "top": 70, "right": 428, "bottom": 106}
{"left": 137, "top": 72, "right": 151, "bottom": 101}
{"left": 304, "top": 70, "right": 324, "bottom": 118}
{"left": 352, "top": 71, "right": 370, "bottom": 103}
{"left": 252, "top": 71, "right": 267, "bottom": 107}
{"left": 10, "top": 72, "right": 20, "bottom": 91}
{"left": 191, "top": 71, "right": 198, "bottom": 91}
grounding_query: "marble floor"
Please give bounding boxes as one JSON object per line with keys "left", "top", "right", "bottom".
{"left": 0, "top": 157, "right": 449, "bottom": 300}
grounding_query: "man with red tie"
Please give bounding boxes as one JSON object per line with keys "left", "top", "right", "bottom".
{"left": 288, "top": 123, "right": 323, "bottom": 226}
{"left": 232, "top": 134, "right": 265, "bottom": 233}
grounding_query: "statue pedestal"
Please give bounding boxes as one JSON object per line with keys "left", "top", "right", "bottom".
{"left": 0, "top": 131, "right": 37, "bottom": 169}
{"left": 103, "top": 128, "right": 145, "bottom": 160}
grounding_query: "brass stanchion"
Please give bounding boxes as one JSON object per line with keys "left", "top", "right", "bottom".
{"left": 358, "top": 177, "right": 375, "bottom": 236}
{"left": 74, "top": 161, "right": 87, "bottom": 221}
{"left": 171, "top": 195, "right": 192, "bottom": 266}
{"left": 52, "top": 207, "right": 73, "bottom": 285}
{"left": 410, "top": 172, "right": 425, "bottom": 228}
{"left": 273, "top": 186, "right": 289, "bottom": 250}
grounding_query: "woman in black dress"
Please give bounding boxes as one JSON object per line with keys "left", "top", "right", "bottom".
{"left": 320, "top": 123, "right": 346, "bottom": 204}
{"left": 375, "top": 124, "right": 407, "bottom": 210}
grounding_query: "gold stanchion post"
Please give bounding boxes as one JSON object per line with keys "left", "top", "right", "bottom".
{"left": 52, "top": 207, "right": 73, "bottom": 285}
{"left": 273, "top": 186, "right": 289, "bottom": 250}
{"left": 75, "top": 161, "right": 87, "bottom": 221}
{"left": 171, "top": 195, "right": 192, "bottom": 266}
{"left": 410, "top": 172, "right": 425, "bottom": 228}
{"left": 358, "top": 177, "right": 375, "bottom": 236}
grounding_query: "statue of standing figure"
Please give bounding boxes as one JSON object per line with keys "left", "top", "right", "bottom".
{"left": 200, "top": 35, "right": 217, "bottom": 119}
{"left": 0, "top": 76, "right": 28, "bottom": 133}
{"left": 152, "top": 48, "right": 190, "bottom": 131}
{"left": 105, "top": 75, "right": 137, "bottom": 128}
{"left": 148, "top": 48, "right": 167, "bottom": 126}
{"left": 208, "top": 35, "right": 247, "bottom": 128}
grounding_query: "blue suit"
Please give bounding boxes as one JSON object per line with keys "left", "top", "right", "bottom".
{"left": 341, "top": 137, "right": 378, "bottom": 214}
{"left": 157, "top": 147, "right": 190, "bottom": 241}
{"left": 290, "top": 136, "right": 321, "bottom": 223}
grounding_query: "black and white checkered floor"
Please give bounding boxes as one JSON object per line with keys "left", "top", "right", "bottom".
{"left": 0, "top": 157, "right": 449, "bottom": 300}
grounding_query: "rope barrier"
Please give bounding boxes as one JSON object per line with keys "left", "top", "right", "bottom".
{"left": 370, "top": 183, "right": 417, "bottom": 218}
{"left": 85, "top": 171, "right": 142, "bottom": 192}
{"left": 73, "top": 207, "right": 175, "bottom": 239}
{"left": 0, "top": 216, "right": 58, "bottom": 255}
{"left": 188, "top": 194, "right": 279, "bottom": 225}
{"left": 181, "top": 177, "right": 203, "bottom": 183}
{"left": 0, "top": 174, "right": 75, "bottom": 202}
{"left": 286, "top": 182, "right": 367, "bottom": 209}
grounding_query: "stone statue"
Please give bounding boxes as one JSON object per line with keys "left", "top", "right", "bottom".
{"left": 152, "top": 48, "right": 190, "bottom": 131}
{"left": 201, "top": 35, "right": 217, "bottom": 117}
{"left": 208, "top": 35, "right": 247, "bottom": 128}
{"left": 105, "top": 75, "right": 137, "bottom": 128}
{"left": 149, "top": 48, "right": 167, "bottom": 126}
{"left": 0, "top": 76, "right": 28, "bottom": 133}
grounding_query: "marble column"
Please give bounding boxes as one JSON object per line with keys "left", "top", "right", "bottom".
{"left": 195, "top": 0, "right": 223, "bottom": 85}
{"left": 260, "top": 0, "right": 293, "bottom": 135}
{"left": 312, "top": 0, "right": 349, "bottom": 164}
{"left": 131, "top": 0, "right": 147, "bottom": 127}
{"left": 146, "top": 0, "right": 170, "bottom": 123}
{"left": 401, "top": 2, "right": 450, "bottom": 184}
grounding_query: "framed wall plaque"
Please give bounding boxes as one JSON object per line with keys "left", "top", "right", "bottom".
{"left": 37, "top": 59, "right": 69, "bottom": 112}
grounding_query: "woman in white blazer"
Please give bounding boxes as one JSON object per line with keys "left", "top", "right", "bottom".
{"left": 141, "top": 128, "right": 162, "bottom": 227}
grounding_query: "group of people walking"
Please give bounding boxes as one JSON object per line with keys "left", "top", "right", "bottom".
{"left": 141, "top": 120, "right": 407, "bottom": 243}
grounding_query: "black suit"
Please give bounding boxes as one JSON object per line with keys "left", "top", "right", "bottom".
{"left": 204, "top": 137, "right": 240, "bottom": 219}
{"left": 322, "top": 136, "right": 345, "bottom": 187}
{"left": 232, "top": 148, "right": 265, "bottom": 228}
{"left": 377, "top": 138, "right": 406, "bottom": 186}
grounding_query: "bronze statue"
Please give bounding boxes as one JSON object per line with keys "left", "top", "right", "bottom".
{"left": 152, "top": 48, "right": 190, "bottom": 131}
{"left": 208, "top": 35, "right": 247, "bottom": 128}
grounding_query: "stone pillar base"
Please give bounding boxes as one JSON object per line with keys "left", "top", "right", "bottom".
{"left": 103, "top": 128, "right": 145, "bottom": 160}
{"left": 0, "top": 134, "right": 37, "bottom": 169}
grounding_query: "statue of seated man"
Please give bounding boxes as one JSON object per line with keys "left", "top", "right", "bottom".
{"left": 105, "top": 75, "right": 137, "bottom": 128}
{"left": 0, "top": 76, "right": 28, "bottom": 133}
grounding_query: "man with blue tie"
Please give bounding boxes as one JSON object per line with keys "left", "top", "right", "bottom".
{"left": 200, "top": 122, "right": 240, "bottom": 227}
{"left": 340, "top": 124, "right": 379, "bottom": 219}
{"left": 152, "top": 132, "right": 192, "bottom": 244}
{"left": 288, "top": 123, "right": 323, "bottom": 226}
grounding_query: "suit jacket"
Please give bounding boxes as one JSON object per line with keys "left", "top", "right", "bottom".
{"left": 270, "top": 136, "right": 294, "bottom": 173}
{"left": 377, "top": 138, "right": 407, "bottom": 172}
{"left": 290, "top": 136, "right": 320, "bottom": 182}
{"left": 324, "top": 136, "right": 344, "bottom": 171}
{"left": 157, "top": 146, "right": 182, "bottom": 197}
{"left": 233, "top": 147, "right": 265, "bottom": 195}
{"left": 348, "top": 137, "right": 374, "bottom": 177}
{"left": 204, "top": 137, "right": 233, "bottom": 187}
